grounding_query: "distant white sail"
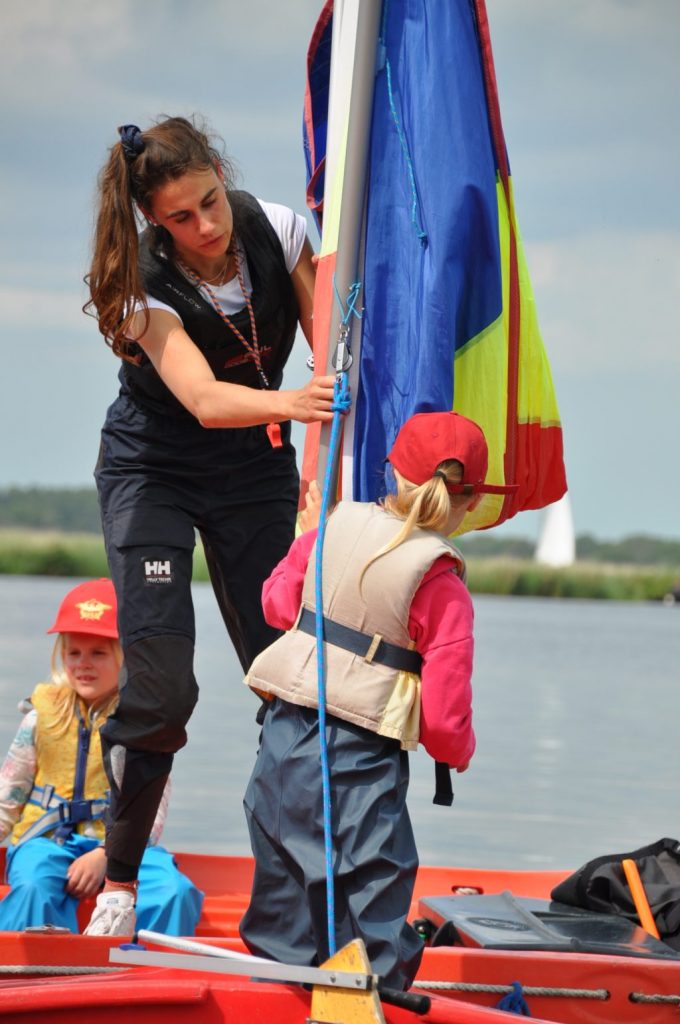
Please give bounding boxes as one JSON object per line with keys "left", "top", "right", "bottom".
{"left": 535, "top": 493, "right": 576, "bottom": 567}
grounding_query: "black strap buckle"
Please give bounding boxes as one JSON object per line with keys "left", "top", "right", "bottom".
{"left": 60, "top": 799, "right": 93, "bottom": 824}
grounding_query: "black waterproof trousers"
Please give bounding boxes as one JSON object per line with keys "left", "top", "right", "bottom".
{"left": 240, "top": 698, "right": 424, "bottom": 990}
{"left": 96, "top": 395, "right": 298, "bottom": 874}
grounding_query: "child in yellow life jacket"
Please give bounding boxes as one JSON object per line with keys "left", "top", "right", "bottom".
{"left": 239, "top": 411, "right": 517, "bottom": 989}
{"left": 0, "top": 579, "right": 203, "bottom": 936}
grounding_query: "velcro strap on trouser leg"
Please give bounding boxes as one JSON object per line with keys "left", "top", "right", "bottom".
{"left": 102, "top": 634, "right": 199, "bottom": 753}
{"left": 99, "top": 634, "right": 197, "bottom": 871}
{"left": 103, "top": 747, "right": 172, "bottom": 869}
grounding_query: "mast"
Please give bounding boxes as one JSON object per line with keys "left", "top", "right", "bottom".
{"left": 315, "top": 0, "right": 383, "bottom": 494}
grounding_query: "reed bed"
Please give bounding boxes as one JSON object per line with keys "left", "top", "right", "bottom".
{"left": 0, "top": 530, "right": 677, "bottom": 602}
{"left": 0, "top": 529, "right": 210, "bottom": 582}
{"left": 466, "top": 557, "right": 678, "bottom": 602}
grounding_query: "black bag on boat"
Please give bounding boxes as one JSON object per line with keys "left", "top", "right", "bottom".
{"left": 551, "top": 837, "right": 680, "bottom": 950}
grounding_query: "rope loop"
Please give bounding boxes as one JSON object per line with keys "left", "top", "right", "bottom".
{"left": 333, "top": 277, "right": 363, "bottom": 325}
{"left": 331, "top": 375, "right": 351, "bottom": 414}
{"left": 495, "top": 980, "right": 532, "bottom": 1016}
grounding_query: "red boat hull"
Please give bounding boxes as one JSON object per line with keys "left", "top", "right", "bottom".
{"left": 0, "top": 851, "right": 678, "bottom": 1024}
{"left": 0, "top": 969, "right": 556, "bottom": 1024}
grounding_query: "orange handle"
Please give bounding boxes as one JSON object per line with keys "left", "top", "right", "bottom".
{"left": 622, "top": 858, "right": 660, "bottom": 939}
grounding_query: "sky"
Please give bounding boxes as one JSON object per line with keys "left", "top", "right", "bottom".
{"left": 1, "top": 0, "right": 678, "bottom": 542}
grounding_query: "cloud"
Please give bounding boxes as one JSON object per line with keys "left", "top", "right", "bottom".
{"left": 0, "top": 2, "right": 133, "bottom": 112}
{"left": 2, "top": 1, "right": 132, "bottom": 61}
{"left": 488, "top": 0, "right": 679, "bottom": 240}
{"left": 489, "top": 0, "right": 680, "bottom": 42}
{"left": 0, "top": 1, "right": 320, "bottom": 220}
{"left": 1, "top": 1, "right": 320, "bottom": 116}
{"left": 525, "top": 230, "right": 680, "bottom": 374}
{"left": 0, "top": 285, "right": 91, "bottom": 334}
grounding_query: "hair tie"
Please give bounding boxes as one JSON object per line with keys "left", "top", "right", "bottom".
{"left": 433, "top": 470, "right": 448, "bottom": 482}
{"left": 118, "top": 124, "right": 145, "bottom": 162}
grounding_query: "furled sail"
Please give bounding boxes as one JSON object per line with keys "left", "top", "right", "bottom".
{"left": 302, "top": 0, "right": 567, "bottom": 533}
{"left": 535, "top": 493, "right": 576, "bottom": 567}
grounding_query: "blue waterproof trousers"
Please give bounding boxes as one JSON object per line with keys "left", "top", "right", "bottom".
{"left": 240, "top": 699, "right": 424, "bottom": 990}
{"left": 0, "top": 835, "right": 203, "bottom": 935}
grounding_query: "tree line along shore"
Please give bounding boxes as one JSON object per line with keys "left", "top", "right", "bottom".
{"left": 1, "top": 488, "right": 678, "bottom": 602}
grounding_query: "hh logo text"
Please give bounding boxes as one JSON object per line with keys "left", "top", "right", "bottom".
{"left": 143, "top": 559, "right": 174, "bottom": 584}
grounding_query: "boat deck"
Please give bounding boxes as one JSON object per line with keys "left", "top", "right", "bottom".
{"left": 2, "top": 853, "right": 679, "bottom": 1023}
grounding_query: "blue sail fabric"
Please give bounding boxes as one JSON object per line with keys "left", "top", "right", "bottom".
{"left": 303, "top": 0, "right": 566, "bottom": 525}
{"left": 354, "top": 0, "right": 502, "bottom": 499}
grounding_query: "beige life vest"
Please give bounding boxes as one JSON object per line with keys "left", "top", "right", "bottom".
{"left": 246, "top": 501, "right": 465, "bottom": 749}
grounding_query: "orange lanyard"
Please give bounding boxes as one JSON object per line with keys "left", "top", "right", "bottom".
{"left": 177, "top": 248, "right": 282, "bottom": 448}
{"left": 178, "top": 246, "right": 270, "bottom": 389}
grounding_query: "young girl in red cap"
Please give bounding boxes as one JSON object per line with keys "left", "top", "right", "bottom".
{"left": 0, "top": 579, "right": 202, "bottom": 936}
{"left": 239, "top": 411, "right": 516, "bottom": 990}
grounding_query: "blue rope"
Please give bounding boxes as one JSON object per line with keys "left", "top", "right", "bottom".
{"left": 333, "top": 278, "right": 363, "bottom": 325}
{"left": 495, "top": 981, "right": 532, "bottom": 1016}
{"left": 379, "top": 0, "right": 428, "bottom": 247}
{"left": 314, "top": 374, "right": 350, "bottom": 957}
{"left": 313, "top": 280, "right": 355, "bottom": 957}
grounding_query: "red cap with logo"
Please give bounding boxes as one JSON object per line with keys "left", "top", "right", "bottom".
{"left": 47, "top": 578, "right": 119, "bottom": 638}
{"left": 388, "top": 411, "right": 518, "bottom": 495}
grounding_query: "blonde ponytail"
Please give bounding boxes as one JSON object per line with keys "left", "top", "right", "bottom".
{"left": 359, "top": 460, "right": 468, "bottom": 589}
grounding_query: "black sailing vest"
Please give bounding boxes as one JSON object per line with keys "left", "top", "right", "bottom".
{"left": 119, "top": 190, "right": 299, "bottom": 418}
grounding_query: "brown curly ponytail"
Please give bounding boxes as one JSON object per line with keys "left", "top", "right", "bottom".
{"left": 84, "top": 115, "right": 235, "bottom": 360}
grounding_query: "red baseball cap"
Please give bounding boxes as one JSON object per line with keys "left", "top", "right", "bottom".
{"left": 388, "top": 411, "right": 518, "bottom": 495}
{"left": 47, "top": 578, "right": 119, "bottom": 638}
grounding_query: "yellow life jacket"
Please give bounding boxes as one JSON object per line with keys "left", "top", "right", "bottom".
{"left": 10, "top": 683, "right": 110, "bottom": 846}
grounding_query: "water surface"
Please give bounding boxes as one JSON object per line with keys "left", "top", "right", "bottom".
{"left": 1, "top": 576, "right": 677, "bottom": 870}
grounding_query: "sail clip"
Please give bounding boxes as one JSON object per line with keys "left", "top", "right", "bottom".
{"left": 333, "top": 323, "right": 353, "bottom": 376}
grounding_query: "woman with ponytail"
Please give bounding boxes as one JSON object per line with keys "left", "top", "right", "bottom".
{"left": 83, "top": 115, "right": 335, "bottom": 935}
{"left": 240, "top": 411, "right": 517, "bottom": 990}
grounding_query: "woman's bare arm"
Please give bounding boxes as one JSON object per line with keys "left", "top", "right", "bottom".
{"left": 289, "top": 236, "right": 316, "bottom": 349}
{"left": 131, "top": 309, "right": 335, "bottom": 428}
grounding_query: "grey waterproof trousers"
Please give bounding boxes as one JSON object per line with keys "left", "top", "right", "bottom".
{"left": 240, "top": 698, "right": 424, "bottom": 990}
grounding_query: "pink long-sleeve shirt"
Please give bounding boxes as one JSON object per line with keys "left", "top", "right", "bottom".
{"left": 261, "top": 528, "right": 476, "bottom": 768}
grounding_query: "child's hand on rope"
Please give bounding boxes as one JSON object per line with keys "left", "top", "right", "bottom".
{"left": 299, "top": 480, "right": 323, "bottom": 533}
